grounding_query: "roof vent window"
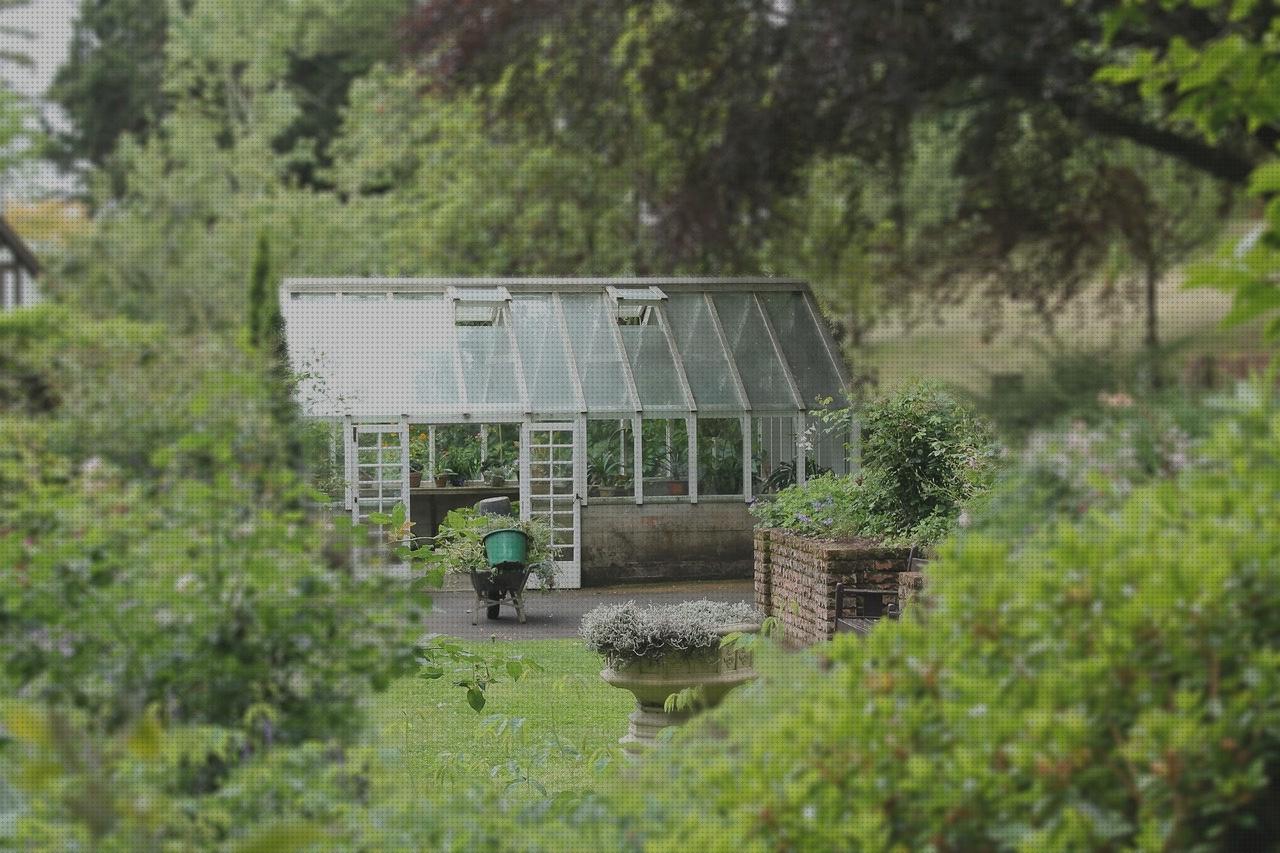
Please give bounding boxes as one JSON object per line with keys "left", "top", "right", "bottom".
{"left": 606, "top": 285, "right": 667, "bottom": 327}
{"left": 449, "top": 286, "right": 511, "bottom": 327}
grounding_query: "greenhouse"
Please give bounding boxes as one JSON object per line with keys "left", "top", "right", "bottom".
{"left": 281, "top": 277, "right": 854, "bottom": 588}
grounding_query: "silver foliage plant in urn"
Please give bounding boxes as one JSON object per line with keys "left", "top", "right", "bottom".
{"left": 580, "top": 600, "right": 763, "bottom": 754}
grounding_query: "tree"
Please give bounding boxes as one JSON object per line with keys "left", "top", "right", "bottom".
{"left": 401, "top": 0, "right": 1243, "bottom": 327}
{"left": 1095, "top": 0, "right": 1280, "bottom": 342}
{"left": 49, "top": 0, "right": 169, "bottom": 168}
{"left": 247, "top": 230, "right": 272, "bottom": 348}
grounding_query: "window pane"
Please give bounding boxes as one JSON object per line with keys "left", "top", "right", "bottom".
{"left": 712, "top": 294, "right": 797, "bottom": 409}
{"left": 619, "top": 311, "right": 686, "bottom": 411}
{"left": 758, "top": 292, "right": 845, "bottom": 408}
{"left": 806, "top": 416, "right": 854, "bottom": 477}
{"left": 561, "top": 293, "right": 634, "bottom": 411}
{"left": 752, "top": 416, "right": 798, "bottom": 494}
{"left": 587, "top": 419, "right": 635, "bottom": 498}
{"left": 641, "top": 418, "right": 689, "bottom": 498}
{"left": 665, "top": 293, "right": 742, "bottom": 409}
{"left": 510, "top": 295, "right": 577, "bottom": 415}
{"left": 456, "top": 322, "right": 520, "bottom": 412}
{"left": 697, "top": 418, "right": 743, "bottom": 496}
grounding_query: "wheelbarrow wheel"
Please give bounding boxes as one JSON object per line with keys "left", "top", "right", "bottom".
{"left": 486, "top": 604, "right": 501, "bottom": 620}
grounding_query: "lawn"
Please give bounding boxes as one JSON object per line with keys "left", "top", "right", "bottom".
{"left": 860, "top": 267, "right": 1264, "bottom": 392}
{"left": 365, "top": 639, "right": 633, "bottom": 800}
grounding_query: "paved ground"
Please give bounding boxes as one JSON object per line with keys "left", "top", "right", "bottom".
{"left": 423, "top": 579, "right": 754, "bottom": 640}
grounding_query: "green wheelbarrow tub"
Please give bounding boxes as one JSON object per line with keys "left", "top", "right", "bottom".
{"left": 483, "top": 528, "right": 528, "bottom": 569}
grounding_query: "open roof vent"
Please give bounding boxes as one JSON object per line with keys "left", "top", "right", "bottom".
{"left": 448, "top": 285, "right": 511, "bottom": 326}
{"left": 606, "top": 285, "right": 667, "bottom": 326}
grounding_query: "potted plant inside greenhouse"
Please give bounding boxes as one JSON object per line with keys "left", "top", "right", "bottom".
{"left": 482, "top": 460, "right": 514, "bottom": 488}
{"left": 699, "top": 434, "right": 742, "bottom": 495}
{"left": 439, "top": 443, "right": 477, "bottom": 486}
{"left": 581, "top": 600, "right": 763, "bottom": 753}
{"left": 408, "top": 432, "right": 429, "bottom": 488}
{"left": 588, "top": 443, "right": 627, "bottom": 497}
{"left": 663, "top": 443, "right": 689, "bottom": 496}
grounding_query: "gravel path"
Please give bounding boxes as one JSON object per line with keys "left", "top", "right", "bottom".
{"left": 422, "top": 579, "right": 754, "bottom": 641}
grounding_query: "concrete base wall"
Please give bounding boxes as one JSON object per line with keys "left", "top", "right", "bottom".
{"left": 580, "top": 501, "right": 754, "bottom": 586}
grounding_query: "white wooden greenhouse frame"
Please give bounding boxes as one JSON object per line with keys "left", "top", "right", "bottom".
{"left": 281, "top": 277, "right": 854, "bottom": 588}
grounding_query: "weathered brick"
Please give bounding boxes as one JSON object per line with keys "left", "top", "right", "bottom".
{"left": 752, "top": 529, "right": 915, "bottom": 646}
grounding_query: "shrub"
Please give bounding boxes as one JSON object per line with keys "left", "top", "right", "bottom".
{"left": 575, "top": 392, "right": 1280, "bottom": 851}
{"left": 0, "top": 309, "right": 420, "bottom": 742}
{"left": 858, "top": 382, "right": 997, "bottom": 529}
{"left": 754, "top": 383, "right": 996, "bottom": 544}
{"left": 580, "top": 601, "right": 762, "bottom": 661}
{"left": 747, "top": 473, "right": 866, "bottom": 537}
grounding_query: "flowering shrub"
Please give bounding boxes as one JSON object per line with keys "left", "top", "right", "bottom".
{"left": 580, "top": 600, "right": 761, "bottom": 661}
{"left": 969, "top": 406, "right": 1200, "bottom": 541}
{"left": 747, "top": 473, "right": 866, "bottom": 537}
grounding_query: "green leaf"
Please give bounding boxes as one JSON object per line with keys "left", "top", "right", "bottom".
{"left": 467, "top": 686, "right": 487, "bottom": 712}
{"left": 506, "top": 660, "right": 525, "bottom": 681}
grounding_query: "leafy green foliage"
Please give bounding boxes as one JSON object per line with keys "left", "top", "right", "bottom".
{"left": 856, "top": 383, "right": 998, "bottom": 533}
{"left": 0, "top": 308, "right": 420, "bottom": 742}
{"left": 754, "top": 384, "right": 996, "bottom": 544}
{"left": 748, "top": 473, "right": 867, "bottom": 538}
{"left": 506, "top": 391, "right": 1280, "bottom": 851}
{"left": 1096, "top": 0, "right": 1280, "bottom": 339}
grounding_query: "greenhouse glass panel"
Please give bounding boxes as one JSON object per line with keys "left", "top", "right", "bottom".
{"left": 510, "top": 294, "right": 577, "bottom": 414}
{"left": 711, "top": 294, "right": 797, "bottom": 410}
{"left": 759, "top": 292, "right": 845, "bottom": 407}
{"left": 808, "top": 418, "right": 854, "bottom": 477}
{"left": 455, "top": 319, "right": 521, "bottom": 411}
{"left": 586, "top": 419, "right": 635, "bottom": 497}
{"left": 697, "top": 418, "right": 744, "bottom": 496}
{"left": 618, "top": 313, "right": 685, "bottom": 411}
{"left": 665, "top": 293, "right": 742, "bottom": 409}
{"left": 752, "top": 415, "right": 798, "bottom": 494}
{"left": 285, "top": 293, "right": 460, "bottom": 417}
{"left": 641, "top": 418, "right": 689, "bottom": 498}
{"left": 560, "top": 293, "right": 634, "bottom": 412}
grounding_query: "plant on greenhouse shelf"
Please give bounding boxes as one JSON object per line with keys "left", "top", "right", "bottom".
{"left": 698, "top": 435, "right": 742, "bottom": 495}
{"left": 588, "top": 442, "right": 627, "bottom": 496}
{"left": 409, "top": 432, "right": 430, "bottom": 474}
{"left": 439, "top": 440, "right": 479, "bottom": 484}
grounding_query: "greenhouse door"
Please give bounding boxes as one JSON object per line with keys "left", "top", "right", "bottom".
{"left": 347, "top": 422, "right": 411, "bottom": 526}
{"left": 520, "top": 422, "right": 581, "bottom": 589}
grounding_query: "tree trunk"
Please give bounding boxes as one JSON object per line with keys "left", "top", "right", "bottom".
{"left": 1145, "top": 260, "right": 1159, "bottom": 352}
{"left": 1145, "top": 259, "right": 1164, "bottom": 389}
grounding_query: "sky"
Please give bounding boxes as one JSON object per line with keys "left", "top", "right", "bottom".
{"left": 0, "top": 0, "right": 80, "bottom": 200}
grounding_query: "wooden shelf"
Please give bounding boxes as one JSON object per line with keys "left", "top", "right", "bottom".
{"left": 410, "top": 485, "right": 519, "bottom": 496}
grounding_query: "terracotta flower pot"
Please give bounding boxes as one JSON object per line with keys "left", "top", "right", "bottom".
{"left": 409, "top": 471, "right": 422, "bottom": 488}
{"left": 600, "top": 622, "right": 759, "bottom": 754}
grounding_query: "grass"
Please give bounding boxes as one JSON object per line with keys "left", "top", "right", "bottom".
{"left": 364, "top": 639, "right": 632, "bottom": 801}
{"left": 860, "top": 268, "right": 1266, "bottom": 393}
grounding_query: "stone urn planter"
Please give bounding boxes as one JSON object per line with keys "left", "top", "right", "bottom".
{"left": 582, "top": 601, "right": 762, "bottom": 755}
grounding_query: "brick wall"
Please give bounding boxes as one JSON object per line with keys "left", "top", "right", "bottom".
{"left": 754, "top": 529, "right": 914, "bottom": 646}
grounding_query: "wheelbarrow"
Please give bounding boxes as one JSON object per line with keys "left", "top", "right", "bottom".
{"left": 470, "top": 527, "right": 532, "bottom": 624}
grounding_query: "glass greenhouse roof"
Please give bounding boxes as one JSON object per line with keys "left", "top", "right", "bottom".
{"left": 281, "top": 278, "right": 848, "bottom": 420}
